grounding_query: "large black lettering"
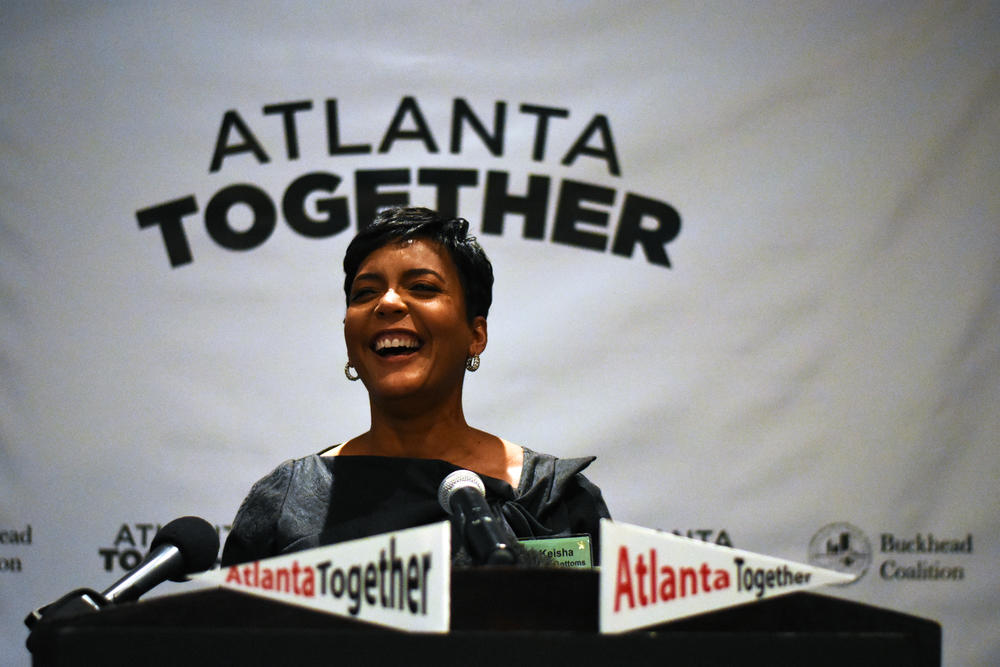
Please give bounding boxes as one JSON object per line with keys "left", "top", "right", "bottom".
{"left": 137, "top": 170, "right": 681, "bottom": 270}
{"left": 135, "top": 523, "right": 157, "bottom": 546}
{"left": 205, "top": 184, "right": 276, "bottom": 250}
{"left": 326, "top": 99, "right": 372, "bottom": 155}
{"left": 364, "top": 562, "right": 378, "bottom": 606}
{"left": 136, "top": 195, "right": 199, "bottom": 267}
{"left": 379, "top": 97, "right": 438, "bottom": 153}
{"left": 562, "top": 114, "right": 620, "bottom": 176}
{"left": 552, "top": 179, "right": 615, "bottom": 251}
{"left": 347, "top": 565, "right": 363, "bottom": 615}
{"left": 99, "top": 548, "right": 117, "bottom": 571}
{"left": 262, "top": 100, "right": 313, "bottom": 160}
{"left": 519, "top": 104, "right": 569, "bottom": 161}
{"left": 113, "top": 524, "right": 135, "bottom": 547}
{"left": 406, "top": 555, "right": 421, "bottom": 614}
{"left": 612, "top": 193, "right": 680, "bottom": 267}
{"left": 418, "top": 168, "right": 478, "bottom": 219}
{"left": 355, "top": 169, "right": 411, "bottom": 229}
{"left": 118, "top": 549, "right": 142, "bottom": 571}
{"left": 209, "top": 110, "right": 270, "bottom": 172}
{"left": 451, "top": 99, "right": 505, "bottom": 156}
{"left": 283, "top": 172, "right": 350, "bottom": 238}
{"left": 481, "top": 171, "right": 549, "bottom": 239}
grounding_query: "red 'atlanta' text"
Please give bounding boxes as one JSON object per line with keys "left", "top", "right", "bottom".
{"left": 614, "top": 546, "right": 731, "bottom": 611}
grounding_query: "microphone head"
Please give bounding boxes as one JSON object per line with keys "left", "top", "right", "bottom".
{"left": 438, "top": 469, "right": 486, "bottom": 515}
{"left": 150, "top": 516, "right": 220, "bottom": 580}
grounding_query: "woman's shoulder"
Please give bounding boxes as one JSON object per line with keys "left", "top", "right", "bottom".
{"left": 221, "top": 453, "right": 334, "bottom": 566}
{"left": 519, "top": 445, "right": 599, "bottom": 483}
{"left": 254, "top": 452, "right": 330, "bottom": 482}
{"left": 233, "top": 453, "right": 336, "bottom": 521}
{"left": 317, "top": 442, "right": 345, "bottom": 457}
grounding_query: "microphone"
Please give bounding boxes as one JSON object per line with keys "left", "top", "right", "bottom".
{"left": 25, "top": 516, "right": 219, "bottom": 635}
{"left": 101, "top": 515, "right": 219, "bottom": 604}
{"left": 438, "top": 469, "right": 517, "bottom": 566}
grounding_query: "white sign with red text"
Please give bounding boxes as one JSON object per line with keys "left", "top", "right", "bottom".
{"left": 599, "top": 520, "right": 852, "bottom": 633}
{"left": 196, "top": 522, "right": 451, "bottom": 632}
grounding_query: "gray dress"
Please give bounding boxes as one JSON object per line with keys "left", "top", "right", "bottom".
{"left": 221, "top": 447, "right": 610, "bottom": 566}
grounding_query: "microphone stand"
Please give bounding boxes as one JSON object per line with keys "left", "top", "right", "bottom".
{"left": 24, "top": 588, "right": 109, "bottom": 654}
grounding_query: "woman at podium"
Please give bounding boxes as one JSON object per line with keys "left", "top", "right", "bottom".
{"left": 222, "top": 207, "right": 609, "bottom": 567}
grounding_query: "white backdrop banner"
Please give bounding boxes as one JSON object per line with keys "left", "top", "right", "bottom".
{"left": 2, "top": 2, "right": 997, "bottom": 664}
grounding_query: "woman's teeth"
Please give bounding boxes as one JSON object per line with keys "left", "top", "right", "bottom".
{"left": 373, "top": 335, "right": 421, "bottom": 355}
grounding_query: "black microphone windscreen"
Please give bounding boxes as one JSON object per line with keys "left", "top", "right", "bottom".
{"left": 150, "top": 516, "right": 219, "bottom": 578}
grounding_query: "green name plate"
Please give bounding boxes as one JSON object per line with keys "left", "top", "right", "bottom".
{"left": 520, "top": 535, "right": 593, "bottom": 569}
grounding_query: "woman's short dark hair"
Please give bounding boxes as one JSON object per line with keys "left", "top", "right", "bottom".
{"left": 343, "top": 207, "right": 494, "bottom": 321}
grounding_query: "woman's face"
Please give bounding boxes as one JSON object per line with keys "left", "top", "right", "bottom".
{"left": 344, "top": 238, "right": 487, "bottom": 405}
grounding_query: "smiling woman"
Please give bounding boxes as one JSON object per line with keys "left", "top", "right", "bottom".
{"left": 343, "top": 236, "right": 487, "bottom": 419}
{"left": 221, "top": 207, "right": 610, "bottom": 567}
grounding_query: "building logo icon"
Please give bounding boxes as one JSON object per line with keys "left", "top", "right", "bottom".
{"left": 807, "top": 522, "right": 872, "bottom": 584}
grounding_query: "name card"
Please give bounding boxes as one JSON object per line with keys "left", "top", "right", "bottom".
{"left": 599, "top": 520, "right": 852, "bottom": 633}
{"left": 197, "top": 521, "right": 450, "bottom": 632}
{"left": 521, "top": 535, "right": 593, "bottom": 568}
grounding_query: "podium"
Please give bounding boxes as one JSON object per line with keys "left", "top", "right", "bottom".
{"left": 28, "top": 568, "right": 940, "bottom": 666}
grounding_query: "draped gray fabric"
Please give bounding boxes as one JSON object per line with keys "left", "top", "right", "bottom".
{"left": 221, "top": 449, "right": 609, "bottom": 566}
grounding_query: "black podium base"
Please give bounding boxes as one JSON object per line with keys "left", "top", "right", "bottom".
{"left": 29, "top": 569, "right": 940, "bottom": 666}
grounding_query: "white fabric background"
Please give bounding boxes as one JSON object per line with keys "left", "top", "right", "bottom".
{"left": 2, "top": 2, "right": 997, "bottom": 664}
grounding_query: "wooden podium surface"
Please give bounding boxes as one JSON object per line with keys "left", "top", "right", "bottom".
{"left": 28, "top": 568, "right": 940, "bottom": 667}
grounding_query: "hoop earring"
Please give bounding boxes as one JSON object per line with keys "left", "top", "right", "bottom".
{"left": 465, "top": 354, "right": 480, "bottom": 372}
{"left": 344, "top": 362, "right": 360, "bottom": 381}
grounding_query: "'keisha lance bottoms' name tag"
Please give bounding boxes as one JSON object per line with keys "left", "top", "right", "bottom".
{"left": 520, "top": 535, "right": 593, "bottom": 568}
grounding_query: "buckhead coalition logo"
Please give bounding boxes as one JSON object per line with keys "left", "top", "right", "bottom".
{"left": 807, "top": 522, "right": 872, "bottom": 584}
